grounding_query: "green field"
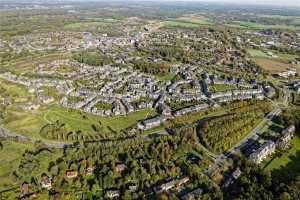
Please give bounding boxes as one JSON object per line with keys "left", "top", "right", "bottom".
{"left": 265, "top": 136, "right": 300, "bottom": 171}
{"left": 55, "top": 64, "right": 76, "bottom": 73}
{"left": 226, "top": 21, "right": 300, "bottom": 30}
{"left": 257, "top": 15, "right": 300, "bottom": 26}
{"left": 4, "top": 104, "right": 157, "bottom": 140}
{"left": 65, "top": 21, "right": 109, "bottom": 29}
{"left": 0, "top": 141, "right": 36, "bottom": 190}
{"left": 163, "top": 16, "right": 213, "bottom": 28}
{"left": 64, "top": 19, "right": 118, "bottom": 32}
{"left": 0, "top": 140, "right": 62, "bottom": 195}
{"left": 247, "top": 48, "right": 300, "bottom": 73}
{"left": 247, "top": 49, "right": 269, "bottom": 58}
{"left": 155, "top": 72, "right": 175, "bottom": 81}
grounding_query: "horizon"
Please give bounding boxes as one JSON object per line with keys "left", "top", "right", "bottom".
{"left": 1, "top": 0, "right": 300, "bottom": 8}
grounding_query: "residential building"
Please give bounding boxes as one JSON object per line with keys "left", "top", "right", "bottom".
{"left": 250, "top": 140, "right": 275, "bottom": 164}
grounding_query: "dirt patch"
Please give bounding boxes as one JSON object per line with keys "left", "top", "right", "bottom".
{"left": 254, "top": 58, "right": 300, "bottom": 73}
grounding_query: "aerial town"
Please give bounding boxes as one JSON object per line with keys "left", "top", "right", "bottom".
{"left": 0, "top": 0, "right": 299, "bottom": 199}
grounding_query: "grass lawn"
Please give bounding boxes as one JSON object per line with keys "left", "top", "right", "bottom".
{"left": 65, "top": 21, "right": 110, "bottom": 29}
{"left": 55, "top": 64, "right": 76, "bottom": 73}
{"left": 163, "top": 16, "right": 213, "bottom": 28}
{"left": 44, "top": 105, "right": 157, "bottom": 132}
{"left": 247, "top": 49, "right": 269, "bottom": 58}
{"left": 64, "top": 21, "right": 116, "bottom": 32}
{"left": 155, "top": 72, "right": 175, "bottom": 81}
{"left": 0, "top": 141, "right": 36, "bottom": 190}
{"left": 0, "top": 79, "right": 30, "bottom": 98}
{"left": 265, "top": 136, "right": 300, "bottom": 171}
{"left": 4, "top": 107, "right": 46, "bottom": 139}
{"left": 0, "top": 79, "right": 36, "bottom": 104}
{"left": 257, "top": 15, "right": 300, "bottom": 26}
{"left": 225, "top": 21, "right": 300, "bottom": 30}
{"left": 3, "top": 104, "right": 157, "bottom": 139}
{"left": 0, "top": 140, "right": 63, "bottom": 199}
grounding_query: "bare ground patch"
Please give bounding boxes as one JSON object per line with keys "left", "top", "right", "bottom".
{"left": 254, "top": 58, "right": 300, "bottom": 73}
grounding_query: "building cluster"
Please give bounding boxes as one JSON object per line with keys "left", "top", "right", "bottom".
{"left": 250, "top": 140, "right": 276, "bottom": 164}
{"left": 247, "top": 29, "right": 300, "bottom": 52}
{"left": 275, "top": 68, "right": 297, "bottom": 78}
{"left": 288, "top": 80, "right": 300, "bottom": 92}
{"left": 51, "top": 60, "right": 161, "bottom": 116}
{"left": 153, "top": 176, "right": 190, "bottom": 194}
{"left": 249, "top": 125, "right": 295, "bottom": 164}
{"left": 0, "top": 55, "right": 276, "bottom": 133}
{"left": 276, "top": 125, "right": 296, "bottom": 150}
{"left": 9, "top": 31, "right": 99, "bottom": 53}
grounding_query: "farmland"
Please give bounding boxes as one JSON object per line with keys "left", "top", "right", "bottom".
{"left": 225, "top": 21, "right": 300, "bottom": 30}
{"left": 163, "top": 16, "right": 213, "bottom": 28}
{"left": 247, "top": 48, "right": 300, "bottom": 73}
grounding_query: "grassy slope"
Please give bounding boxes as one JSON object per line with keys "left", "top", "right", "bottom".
{"left": 0, "top": 141, "right": 35, "bottom": 190}
{"left": 4, "top": 104, "right": 157, "bottom": 138}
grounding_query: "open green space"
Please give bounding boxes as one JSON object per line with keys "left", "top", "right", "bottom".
{"left": 94, "top": 101, "right": 113, "bottom": 110}
{"left": 155, "top": 72, "right": 175, "bottom": 81}
{"left": 0, "top": 79, "right": 36, "bottom": 104}
{"left": 226, "top": 21, "right": 300, "bottom": 30}
{"left": 3, "top": 104, "right": 157, "bottom": 140}
{"left": 265, "top": 136, "right": 300, "bottom": 171}
{"left": 0, "top": 141, "right": 36, "bottom": 190}
{"left": 0, "top": 140, "right": 63, "bottom": 199}
{"left": 247, "top": 49, "right": 269, "bottom": 58}
{"left": 55, "top": 64, "right": 76, "bottom": 73}
{"left": 247, "top": 48, "right": 300, "bottom": 73}
{"left": 67, "top": 95, "right": 84, "bottom": 102}
{"left": 163, "top": 16, "right": 213, "bottom": 28}
{"left": 65, "top": 21, "right": 111, "bottom": 29}
{"left": 257, "top": 15, "right": 300, "bottom": 26}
